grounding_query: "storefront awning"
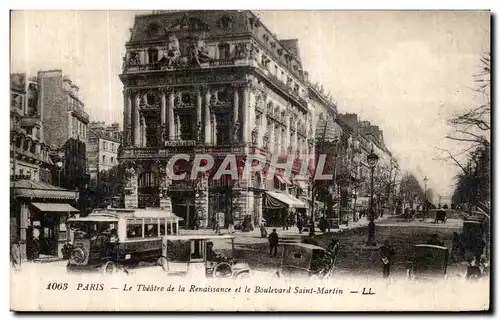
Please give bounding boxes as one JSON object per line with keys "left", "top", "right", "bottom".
{"left": 295, "top": 180, "right": 308, "bottom": 190}
{"left": 11, "top": 179, "right": 79, "bottom": 200}
{"left": 274, "top": 174, "right": 292, "bottom": 185}
{"left": 32, "top": 202, "right": 79, "bottom": 213}
{"left": 265, "top": 191, "right": 307, "bottom": 209}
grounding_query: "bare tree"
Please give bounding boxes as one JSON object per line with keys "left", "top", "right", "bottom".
{"left": 439, "top": 52, "right": 490, "bottom": 160}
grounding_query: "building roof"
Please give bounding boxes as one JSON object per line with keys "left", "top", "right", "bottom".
{"left": 11, "top": 179, "right": 79, "bottom": 200}
{"left": 280, "top": 39, "right": 301, "bottom": 64}
{"left": 129, "top": 10, "right": 251, "bottom": 43}
{"left": 88, "top": 129, "right": 121, "bottom": 143}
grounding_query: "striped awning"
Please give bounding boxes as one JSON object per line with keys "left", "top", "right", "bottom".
{"left": 11, "top": 179, "right": 79, "bottom": 200}
{"left": 32, "top": 202, "right": 79, "bottom": 213}
{"left": 265, "top": 191, "right": 307, "bottom": 209}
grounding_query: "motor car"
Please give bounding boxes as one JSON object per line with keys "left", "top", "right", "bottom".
{"left": 157, "top": 234, "right": 251, "bottom": 279}
{"left": 65, "top": 207, "right": 182, "bottom": 274}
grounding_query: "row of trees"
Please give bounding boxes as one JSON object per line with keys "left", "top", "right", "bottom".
{"left": 442, "top": 53, "right": 491, "bottom": 209}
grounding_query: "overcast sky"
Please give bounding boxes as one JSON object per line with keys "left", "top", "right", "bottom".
{"left": 10, "top": 10, "right": 490, "bottom": 196}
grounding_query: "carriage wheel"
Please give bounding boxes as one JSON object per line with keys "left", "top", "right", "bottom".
{"left": 235, "top": 271, "right": 250, "bottom": 279}
{"left": 103, "top": 261, "right": 117, "bottom": 275}
{"left": 157, "top": 256, "right": 169, "bottom": 273}
{"left": 212, "top": 262, "right": 233, "bottom": 278}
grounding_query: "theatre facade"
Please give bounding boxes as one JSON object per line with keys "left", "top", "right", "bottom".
{"left": 118, "top": 10, "right": 328, "bottom": 228}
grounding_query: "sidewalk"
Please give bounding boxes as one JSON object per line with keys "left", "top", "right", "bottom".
{"left": 180, "top": 216, "right": 394, "bottom": 241}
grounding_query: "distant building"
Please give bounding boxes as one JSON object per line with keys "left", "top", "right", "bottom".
{"left": 37, "top": 70, "right": 90, "bottom": 194}
{"left": 87, "top": 121, "right": 122, "bottom": 181}
{"left": 10, "top": 73, "right": 53, "bottom": 182}
{"left": 10, "top": 73, "right": 79, "bottom": 261}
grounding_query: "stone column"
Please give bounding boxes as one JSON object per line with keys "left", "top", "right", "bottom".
{"left": 124, "top": 168, "right": 139, "bottom": 209}
{"left": 139, "top": 50, "right": 145, "bottom": 65}
{"left": 204, "top": 89, "right": 211, "bottom": 145}
{"left": 270, "top": 122, "right": 276, "bottom": 154}
{"left": 294, "top": 121, "right": 299, "bottom": 153}
{"left": 286, "top": 114, "right": 291, "bottom": 153}
{"left": 234, "top": 190, "right": 254, "bottom": 224}
{"left": 134, "top": 93, "right": 141, "bottom": 146}
{"left": 305, "top": 114, "right": 310, "bottom": 154}
{"left": 195, "top": 175, "right": 209, "bottom": 228}
{"left": 242, "top": 87, "right": 249, "bottom": 143}
{"left": 276, "top": 125, "right": 282, "bottom": 155}
{"left": 168, "top": 91, "right": 175, "bottom": 140}
{"left": 160, "top": 90, "right": 167, "bottom": 133}
{"left": 141, "top": 114, "right": 147, "bottom": 147}
{"left": 196, "top": 90, "right": 202, "bottom": 127}
{"left": 233, "top": 88, "right": 239, "bottom": 125}
{"left": 260, "top": 113, "right": 267, "bottom": 148}
{"left": 176, "top": 114, "right": 181, "bottom": 140}
{"left": 211, "top": 112, "right": 217, "bottom": 145}
{"left": 254, "top": 193, "right": 263, "bottom": 227}
{"left": 125, "top": 92, "right": 132, "bottom": 146}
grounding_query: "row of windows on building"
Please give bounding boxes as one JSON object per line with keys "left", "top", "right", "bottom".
{"left": 71, "top": 116, "right": 87, "bottom": 139}
{"left": 101, "top": 155, "right": 117, "bottom": 166}
{"left": 101, "top": 140, "right": 118, "bottom": 153}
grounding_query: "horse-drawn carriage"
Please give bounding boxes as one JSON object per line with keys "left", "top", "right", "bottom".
{"left": 406, "top": 244, "right": 449, "bottom": 280}
{"left": 276, "top": 240, "right": 339, "bottom": 279}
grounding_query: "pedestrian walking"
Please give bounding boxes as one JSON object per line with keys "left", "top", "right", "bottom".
{"left": 268, "top": 229, "right": 279, "bottom": 257}
{"left": 260, "top": 224, "right": 268, "bottom": 238}
{"left": 11, "top": 239, "right": 21, "bottom": 271}
{"left": 228, "top": 220, "right": 235, "bottom": 234}
{"left": 297, "top": 218, "right": 303, "bottom": 234}
{"left": 380, "top": 240, "right": 395, "bottom": 278}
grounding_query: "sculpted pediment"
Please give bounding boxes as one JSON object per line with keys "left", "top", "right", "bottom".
{"left": 167, "top": 14, "right": 210, "bottom": 31}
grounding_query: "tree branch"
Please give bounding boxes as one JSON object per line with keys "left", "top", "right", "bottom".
{"left": 435, "top": 147, "right": 468, "bottom": 174}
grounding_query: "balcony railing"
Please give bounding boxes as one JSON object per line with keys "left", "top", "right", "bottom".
{"left": 164, "top": 139, "right": 196, "bottom": 147}
{"left": 125, "top": 58, "right": 238, "bottom": 73}
{"left": 255, "top": 63, "right": 308, "bottom": 108}
{"left": 208, "top": 59, "right": 236, "bottom": 67}
{"left": 119, "top": 147, "right": 165, "bottom": 159}
{"left": 70, "top": 104, "right": 89, "bottom": 122}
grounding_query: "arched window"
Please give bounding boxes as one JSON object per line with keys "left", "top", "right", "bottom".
{"left": 218, "top": 43, "right": 230, "bottom": 60}
{"left": 148, "top": 48, "right": 159, "bottom": 64}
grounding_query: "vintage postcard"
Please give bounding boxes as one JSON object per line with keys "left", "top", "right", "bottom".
{"left": 9, "top": 9, "right": 490, "bottom": 312}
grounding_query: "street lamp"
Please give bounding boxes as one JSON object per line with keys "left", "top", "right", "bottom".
{"left": 366, "top": 147, "right": 379, "bottom": 246}
{"left": 56, "top": 161, "right": 63, "bottom": 187}
{"left": 423, "top": 176, "right": 428, "bottom": 213}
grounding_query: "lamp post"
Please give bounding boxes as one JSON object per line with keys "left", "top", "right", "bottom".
{"left": 423, "top": 176, "right": 428, "bottom": 213}
{"left": 56, "top": 161, "right": 63, "bottom": 187}
{"left": 366, "top": 147, "right": 379, "bottom": 246}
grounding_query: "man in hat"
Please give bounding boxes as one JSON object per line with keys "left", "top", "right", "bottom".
{"left": 380, "top": 240, "right": 395, "bottom": 278}
{"left": 268, "top": 229, "right": 279, "bottom": 257}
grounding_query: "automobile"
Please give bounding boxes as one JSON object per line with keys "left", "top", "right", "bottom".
{"left": 64, "top": 207, "right": 183, "bottom": 274}
{"left": 157, "top": 234, "right": 251, "bottom": 279}
{"left": 406, "top": 244, "right": 450, "bottom": 280}
{"left": 276, "top": 243, "right": 338, "bottom": 279}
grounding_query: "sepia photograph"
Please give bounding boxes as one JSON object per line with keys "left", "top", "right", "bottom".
{"left": 8, "top": 8, "right": 491, "bottom": 312}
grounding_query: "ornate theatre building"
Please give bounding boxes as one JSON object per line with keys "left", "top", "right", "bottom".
{"left": 119, "top": 11, "right": 318, "bottom": 228}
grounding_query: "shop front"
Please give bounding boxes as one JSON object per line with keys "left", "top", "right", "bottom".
{"left": 11, "top": 178, "right": 80, "bottom": 261}
{"left": 263, "top": 191, "right": 307, "bottom": 227}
